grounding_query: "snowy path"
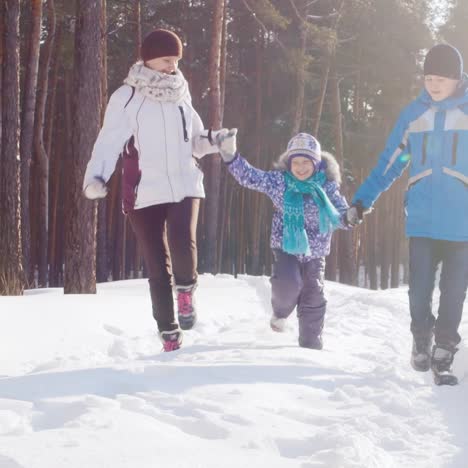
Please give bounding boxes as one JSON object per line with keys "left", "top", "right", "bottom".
{"left": 0, "top": 275, "right": 467, "bottom": 468}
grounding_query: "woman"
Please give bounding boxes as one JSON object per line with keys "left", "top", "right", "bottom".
{"left": 83, "top": 29, "right": 224, "bottom": 351}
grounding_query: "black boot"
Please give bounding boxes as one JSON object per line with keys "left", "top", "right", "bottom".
{"left": 410, "top": 334, "right": 433, "bottom": 372}
{"left": 431, "top": 344, "right": 458, "bottom": 386}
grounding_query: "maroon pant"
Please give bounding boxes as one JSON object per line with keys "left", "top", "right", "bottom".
{"left": 128, "top": 197, "right": 199, "bottom": 332}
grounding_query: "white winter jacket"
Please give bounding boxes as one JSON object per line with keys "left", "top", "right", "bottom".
{"left": 83, "top": 84, "right": 218, "bottom": 210}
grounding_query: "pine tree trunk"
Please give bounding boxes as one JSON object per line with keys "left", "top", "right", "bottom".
{"left": 20, "top": 0, "right": 42, "bottom": 285}
{"left": 45, "top": 24, "right": 61, "bottom": 163}
{"left": 330, "top": 62, "right": 356, "bottom": 285}
{"left": 46, "top": 48, "right": 62, "bottom": 287}
{"left": 33, "top": 0, "right": 56, "bottom": 287}
{"left": 216, "top": 0, "right": 229, "bottom": 273}
{"left": 64, "top": 0, "right": 103, "bottom": 294}
{"left": 249, "top": 30, "right": 263, "bottom": 275}
{"left": 50, "top": 70, "right": 72, "bottom": 286}
{"left": 133, "top": 0, "right": 141, "bottom": 59}
{"left": 0, "top": 0, "right": 23, "bottom": 295}
{"left": 96, "top": 0, "right": 108, "bottom": 283}
{"left": 219, "top": 0, "right": 228, "bottom": 123}
{"left": 203, "top": 0, "right": 225, "bottom": 273}
{"left": 367, "top": 209, "right": 378, "bottom": 290}
{"left": 379, "top": 196, "right": 391, "bottom": 290}
{"left": 107, "top": 163, "right": 122, "bottom": 280}
{"left": 113, "top": 182, "right": 124, "bottom": 280}
{"left": 311, "top": 56, "right": 331, "bottom": 136}
{"left": 48, "top": 107, "right": 63, "bottom": 287}
{"left": 310, "top": 0, "right": 344, "bottom": 137}
{"left": 325, "top": 238, "right": 338, "bottom": 281}
{"left": 390, "top": 189, "right": 401, "bottom": 288}
{"left": 290, "top": 1, "right": 308, "bottom": 136}
{"left": 353, "top": 44, "right": 362, "bottom": 119}
{"left": 237, "top": 188, "right": 246, "bottom": 275}
{"left": 0, "top": 0, "right": 3, "bottom": 150}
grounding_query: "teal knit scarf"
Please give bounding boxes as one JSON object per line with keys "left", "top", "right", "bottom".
{"left": 282, "top": 171, "right": 341, "bottom": 255}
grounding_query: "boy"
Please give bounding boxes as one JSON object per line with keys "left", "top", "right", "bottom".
{"left": 347, "top": 44, "right": 468, "bottom": 385}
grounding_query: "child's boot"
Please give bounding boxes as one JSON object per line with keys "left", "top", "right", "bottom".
{"left": 176, "top": 284, "right": 197, "bottom": 330}
{"left": 270, "top": 315, "right": 287, "bottom": 332}
{"left": 299, "top": 334, "right": 323, "bottom": 350}
{"left": 410, "top": 333, "right": 433, "bottom": 372}
{"left": 431, "top": 344, "right": 458, "bottom": 386}
{"left": 298, "top": 312, "right": 324, "bottom": 350}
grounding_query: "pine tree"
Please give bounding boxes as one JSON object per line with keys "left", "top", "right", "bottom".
{"left": 0, "top": 0, "right": 24, "bottom": 295}
{"left": 64, "top": 0, "right": 103, "bottom": 293}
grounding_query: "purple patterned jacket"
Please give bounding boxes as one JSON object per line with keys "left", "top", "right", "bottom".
{"left": 227, "top": 152, "right": 350, "bottom": 262}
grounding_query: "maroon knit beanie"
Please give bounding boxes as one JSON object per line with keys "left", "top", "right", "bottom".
{"left": 141, "top": 29, "right": 183, "bottom": 62}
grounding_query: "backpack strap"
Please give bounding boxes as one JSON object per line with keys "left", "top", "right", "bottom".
{"left": 124, "top": 86, "right": 136, "bottom": 108}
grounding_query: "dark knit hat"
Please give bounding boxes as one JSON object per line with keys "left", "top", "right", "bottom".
{"left": 141, "top": 29, "right": 183, "bottom": 62}
{"left": 423, "top": 44, "right": 463, "bottom": 80}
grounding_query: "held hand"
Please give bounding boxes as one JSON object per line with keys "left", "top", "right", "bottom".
{"left": 84, "top": 177, "right": 108, "bottom": 200}
{"left": 346, "top": 201, "right": 366, "bottom": 227}
{"left": 214, "top": 128, "right": 238, "bottom": 162}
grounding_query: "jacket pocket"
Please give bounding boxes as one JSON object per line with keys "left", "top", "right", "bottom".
{"left": 442, "top": 167, "right": 468, "bottom": 189}
{"left": 405, "top": 169, "right": 432, "bottom": 221}
{"left": 451, "top": 131, "right": 468, "bottom": 173}
{"left": 121, "top": 135, "right": 141, "bottom": 213}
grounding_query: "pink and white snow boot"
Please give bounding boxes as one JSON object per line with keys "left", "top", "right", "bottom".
{"left": 176, "top": 285, "right": 197, "bottom": 330}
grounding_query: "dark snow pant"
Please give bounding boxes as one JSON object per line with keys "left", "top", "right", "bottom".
{"left": 128, "top": 198, "right": 199, "bottom": 332}
{"left": 409, "top": 237, "right": 468, "bottom": 347}
{"left": 270, "top": 250, "right": 326, "bottom": 346}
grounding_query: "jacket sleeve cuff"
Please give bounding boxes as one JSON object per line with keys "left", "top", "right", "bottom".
{"left": 225, "top": 152, "right": 240, "bottom": 165}
{"left": 192, "top": 129, "right": 218, "bottom": 158}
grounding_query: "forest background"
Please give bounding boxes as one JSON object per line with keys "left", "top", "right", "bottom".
{"left": 1, "top": 0, "right": 466, "bottom": 295}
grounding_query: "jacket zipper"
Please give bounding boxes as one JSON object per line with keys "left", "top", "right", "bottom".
{"left": 452, "top": 132, "right": 458, "bottom": 165}
{"left": 421, "top": 133, "right": 427, "bottom": 165}
{"left": 161, "top": 103, "right": 175, "bottom": 200}
{"left": 178, "top": 106, "right": 189, "bottom": 142}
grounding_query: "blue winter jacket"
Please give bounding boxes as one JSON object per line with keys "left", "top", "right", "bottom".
{"left": 353, "top": 79, "right": 468, "bottom": 241}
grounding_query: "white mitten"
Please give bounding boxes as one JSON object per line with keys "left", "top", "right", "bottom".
{"left": 214, "top": 128, "right": 238, "bottom": 162}
{"left": 83, "top": 177, "right": 108, "bottom": 200}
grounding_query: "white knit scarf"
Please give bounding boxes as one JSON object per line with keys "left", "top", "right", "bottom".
{"left": 124, "top": 61, "right": 190, "bottom": 103}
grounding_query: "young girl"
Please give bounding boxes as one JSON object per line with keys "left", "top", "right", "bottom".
{"left": 216, "top": 131, "right": 350, "bottom": 349}
{"left": 83, "top": 29, "right": 226, "bottom": 351}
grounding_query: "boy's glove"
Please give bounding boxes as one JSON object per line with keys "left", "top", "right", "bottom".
{"left": 83, "top": 177, "right": 108, "bottom": 200}
{"left": 214, "top": 128, "right": 238, "bottom": 163}
{"left": 346, "top": 201, "right": 367, "bottom": 226}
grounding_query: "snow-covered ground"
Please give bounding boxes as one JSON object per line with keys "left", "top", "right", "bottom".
{"left": 0, "top": 274, "right": 467, "bottom": 468}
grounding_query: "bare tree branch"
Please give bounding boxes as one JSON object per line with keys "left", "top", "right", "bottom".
{"left": 288, "top": 0, "right": 302, "bottom": 22}
{"left": 240, "top": 0, "right": 288, "bottom": 54}
{"left": 307, "top": 12, "right": 339, "bottom": 20}
{"left": 338, "top": 35, "right": 357, "bottom": 44}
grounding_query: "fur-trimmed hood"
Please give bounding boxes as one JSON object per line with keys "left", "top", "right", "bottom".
{"left": 274, "top": 150, "right": 342, "bottom": 185}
